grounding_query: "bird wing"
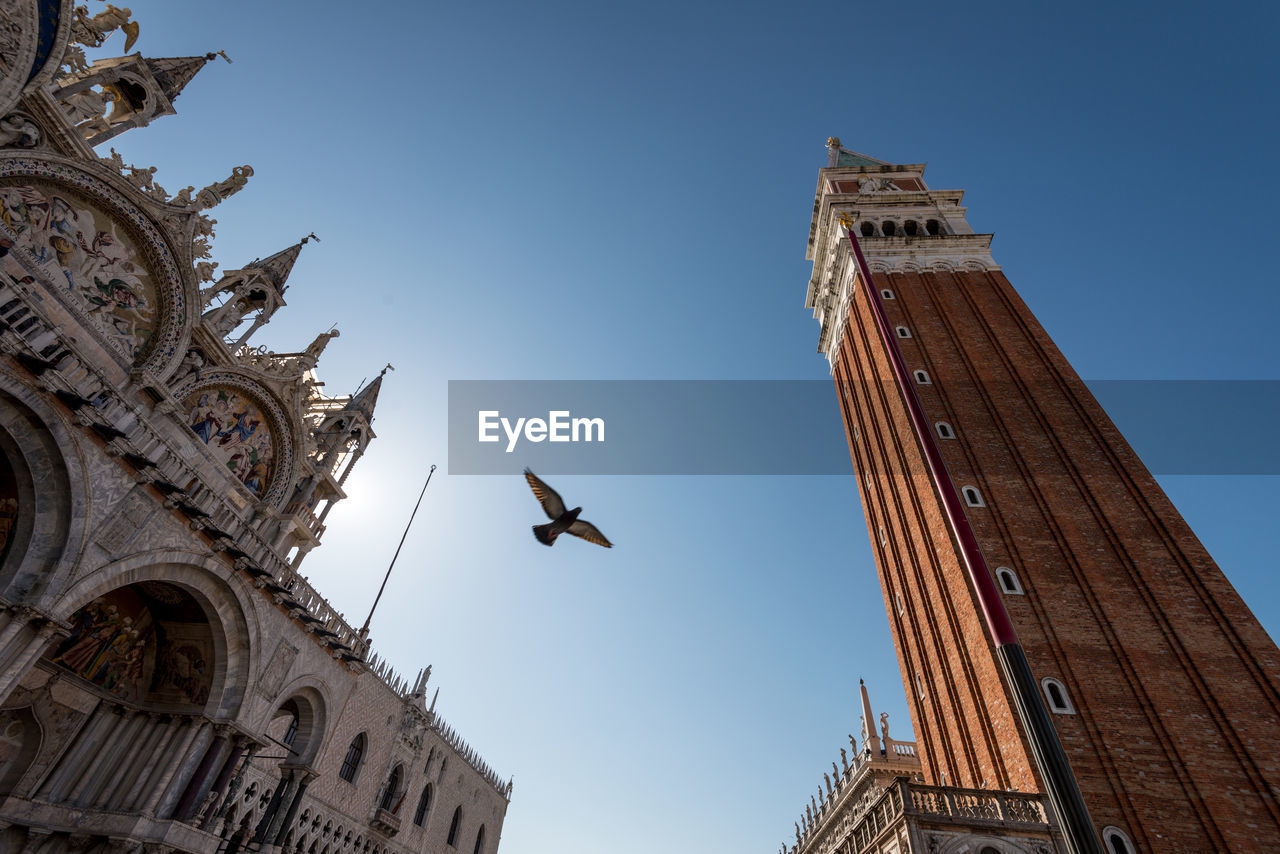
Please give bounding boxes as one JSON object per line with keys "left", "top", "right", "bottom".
{"left": 567, "top": 519, "right": 612, "bottom": 548}
{"left": 524, "top": 468, "right": 566, "bottom": 519}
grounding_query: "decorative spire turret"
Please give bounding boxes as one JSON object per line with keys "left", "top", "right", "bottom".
{"left": 308, "top": 367, "right": 385, "bottom": 484}
{"left": 201, "top": 235, "right": 314, "bottom": 347}
{"left": 50, "top": 51, "right": 226, "bottom": 146}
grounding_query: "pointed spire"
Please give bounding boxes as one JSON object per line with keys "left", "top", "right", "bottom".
{"left": 349, "top": 366, "right": 389, "bottom": 418}
{"left": 246, "top": 233, "right": 317, "bottom": 293}
{"left": 144, "top": 52, "right": 226, "bottom": 102}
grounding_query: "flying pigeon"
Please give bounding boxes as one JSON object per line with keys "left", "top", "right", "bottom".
{"left": 524, "top": 468, "right": 612, "bottom": 548}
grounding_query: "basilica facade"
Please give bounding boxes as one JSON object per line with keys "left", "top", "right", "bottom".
{"left": 0, "top": 3, "right": 510, "bottom": 852}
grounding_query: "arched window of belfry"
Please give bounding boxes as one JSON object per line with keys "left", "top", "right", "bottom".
{"left": 474, "top": 825, "right": 487, "bottom": 854}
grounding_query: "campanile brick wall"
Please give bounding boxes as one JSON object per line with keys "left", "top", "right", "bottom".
{"left": 833, "top": 261, "right": 1280, "bottom": 852}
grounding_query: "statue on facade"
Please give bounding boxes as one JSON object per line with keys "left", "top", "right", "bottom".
{"left": 194, "top": 260, "right": 218, "bottom": 283}
{"left": 195, "top": 165, "right": 253, "bottom": 210}
{"left": 880, "top": 711, "right": 890, "bottom": 746}
{"left": 170, "top": 348, "right": 204, "bottom": 387}
{"left": 303, "top": 329, "right": 339, "bottom": 361}
{"left": 70, "top": 4, "right": 139, "bottom": 51}
{"left": 62, "top": 86, "right": 117, "bottom": 134}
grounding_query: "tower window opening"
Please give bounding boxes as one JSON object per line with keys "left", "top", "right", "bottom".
{"left": 882, "top": 221, "right": 897, "bottom": 236}
{"left": 936, "top": 422, "right": 954, "bottom": 439}
{"left": 904, "top": 220, "right": 919, "bottom": 236}
{"left": 879, "top": 526, "right": 887, "bottom": 546}
{"left": 860, "top": 221, "right": 875, "bottom": 238}
{"left": 1042, "top": 677, "right": 1075, "bottom": 714}
{"left": 915, "top": 672, "right": 926, "bottom": 699}
{"left": 996, "top": 567, "right": 1024, "bottom": 595}
{"left": 926, "top": 219, "right": 942, "bottom": 235}
{"left": 1102, "top": 827, "right": 1135, "bottom": 854}
{"left": 881, "top": 289, "right": 895, "bottom": 300}
{"left": 914, "top": 370, "right": 931, "bottom": 385}
{"left": 963, "top": 486, "right": 984, "bottom": 507}
{"left": 896, "top": 326, "right": 911, "bottom": 339}
{"left": 896, "top": 592, "right": 905, "bottom": 614}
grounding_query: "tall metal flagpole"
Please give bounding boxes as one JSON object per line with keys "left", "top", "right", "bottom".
{"left": 361, "top": 465, "right": 436, "bottom": 637}
{"left": 839, "top": 218, "right": 1102, "bottom": 854}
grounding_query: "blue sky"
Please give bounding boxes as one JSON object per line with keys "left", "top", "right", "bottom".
{"left": 98, "top": 2, "right": 1278, "bottom": 852}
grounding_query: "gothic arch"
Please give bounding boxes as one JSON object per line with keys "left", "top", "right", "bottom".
{"left": 48, "top": 551, "right": 259, "bottom": 719}
{"left": 0, "top": 368, "right": 89, "bottom": 602}
{"left": 0, "top": 156, "right": 191, "bottom": 373}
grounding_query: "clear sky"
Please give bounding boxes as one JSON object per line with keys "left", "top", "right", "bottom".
{"left": 97, "top": 2, "right": 1278, "bottom": 852}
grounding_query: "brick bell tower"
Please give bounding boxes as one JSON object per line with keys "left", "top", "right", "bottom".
{"left": 805, "top": 140, "right": 1280, "bottom": 853}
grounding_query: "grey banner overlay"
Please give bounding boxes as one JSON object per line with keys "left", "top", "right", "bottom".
{"left": 447, "top": 380, "right": 1280, "bottom": 475}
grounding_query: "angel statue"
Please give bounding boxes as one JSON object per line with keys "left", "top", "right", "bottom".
{"left": 71, "top": 4, "right": 140, "bottom": 51}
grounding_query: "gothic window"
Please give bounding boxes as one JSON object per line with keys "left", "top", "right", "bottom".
{"left": 447, "top": 806, "right": 463, "bottom": 847}
{"left": 425, "top": 746, "right": 436, "bottom": 774}
{"left": 896, "top": 326, "right": 912, "bottom": 338}
{"left": 414, "top": 783, "right": 433, "bottom": 827}
{"left": 936, "top": 422, "right": 954, "bottom": 439}
{"left": 339, "top": 733, "right": 366, "bottom": 783}
{"left": 963, "top": 486, "right": 984, "bottom": 507}
{"left": 1102, "top": 826, "right": 1135, "bottom": 853}
{"left": 1042, "top": 678, "right": 1075, "bottom": 714}
{"left": 474, "top": 825, "right": 487, "bottom": 854}
{"left": 881, "top": 289, "right": 895, "bottom": 300}
{"left": 996, "top": 567, "right": 1024, "bottom": 595}
{"left": 860, "top": 221, "right": 875, "bottom": 237}
{"left": 379, "top": 764, "right": 401, "bottom": 811}
{"left": 914, "top": 370, "right": 931, "bottom": 384}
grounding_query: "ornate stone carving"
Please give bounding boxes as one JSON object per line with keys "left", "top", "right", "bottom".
{"left": 195, "top": 165, "right": 252, "bottom": 210}
{"left": 70, "top": 4, "right": 139, "bottom": 51}
{"left": 0, "top": 112, "right": 39, "bottom": 148}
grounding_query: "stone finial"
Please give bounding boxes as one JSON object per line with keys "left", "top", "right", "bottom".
{"left": 826, "top": 136, "right": 842, "bottom": 168}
